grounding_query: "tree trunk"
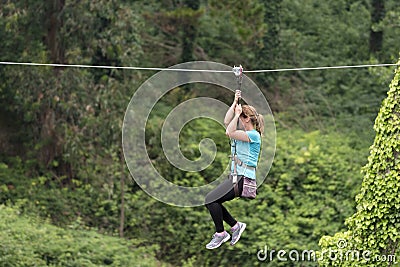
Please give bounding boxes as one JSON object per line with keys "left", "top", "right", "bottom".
{"left": 181, "top": 0, "right": 200, "bottom": 62}
{"left": 45, "top": 0, "right": 65, "bottom": 64}
{"left": 369, "top": 0, "right": 385, "bottom": 55}
{"left": 119, "top": 151, "right": 125, "bottom": 238}
{"left": 40, "top": 0, "right": 66, "bottom": 174}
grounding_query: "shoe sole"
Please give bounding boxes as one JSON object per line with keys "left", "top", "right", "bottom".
{"left": 206, "top": 234, "right": 231, "bottom": 249}
{"left": 230, "top": 223, "right": 246, "bottom": 246}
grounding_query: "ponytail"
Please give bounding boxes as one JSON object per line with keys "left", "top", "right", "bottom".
{"left": 242, "top": 105, "right": 264, "bottom": 136}
{"left": 255, "top": 114, "right": 264, "bottom": 136}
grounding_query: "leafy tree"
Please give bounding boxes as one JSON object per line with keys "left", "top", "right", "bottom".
{"left": 197, "top": 0, "right": 266, "bottom": 67}
{"left": 319, "top": 60, "right": 400, "bottom": 266}
{"left": 256, "top": 0, "right": 283, "bottom": 87}
{"left": 269, "top": 0, "right": 400, "bottom": 146}
{"left": 375, "top": 0, "right": 400, "bottom": 61}
{"left": 140, "top": 0, "right": 204, "bottom": 66}
{"left": 0, "top": 0, "right": 144, "bottom": 237}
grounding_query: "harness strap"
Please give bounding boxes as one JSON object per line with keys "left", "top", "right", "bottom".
{"left": 234, "top": 156, "right": 256, "bottom": 171}
{"left": 231, "top": 140, "right": 240, "bottom": 197}
{"left": 232, "top": 158, "right": 239, "bottom": 197}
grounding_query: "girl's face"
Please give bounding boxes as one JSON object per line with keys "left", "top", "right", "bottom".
{"left": 240, "top": 114, "right": 251, "bottom": 125}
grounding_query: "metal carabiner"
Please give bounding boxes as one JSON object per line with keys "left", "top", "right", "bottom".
{"left": 232, "top": 65, "right": 243, "bottom": 77}
{"left": 232, "top": 65, "right": 243, "bottom": 92}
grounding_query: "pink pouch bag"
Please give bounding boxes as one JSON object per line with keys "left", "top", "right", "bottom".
{"left": 241, "top": 177, "right": 257, "bottom": 199}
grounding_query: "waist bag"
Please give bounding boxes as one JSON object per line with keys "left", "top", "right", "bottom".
{"left": 231, "top": 155, "right": 257, "bottom": 199}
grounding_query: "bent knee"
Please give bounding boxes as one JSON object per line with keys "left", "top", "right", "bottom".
{"left": 205, "top": 192, "right": 213, "bottom": 206}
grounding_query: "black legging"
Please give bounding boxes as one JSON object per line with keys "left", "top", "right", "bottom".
{"left": 205, "top": 176, "right": 244, "bottom": 233}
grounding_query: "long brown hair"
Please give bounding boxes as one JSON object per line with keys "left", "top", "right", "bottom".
{"left": 241, "top": 105, "right": 264, "bottom": 136}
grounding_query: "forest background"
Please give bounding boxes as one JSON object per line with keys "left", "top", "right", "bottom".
{"left": 0, "top": 0, "right": 399, "bottom": 266}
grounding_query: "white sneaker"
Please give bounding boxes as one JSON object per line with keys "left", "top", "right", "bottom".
{"left": 230, "top": 222, "right": 246, "bottom": 246}
{"left": 206, "top": 231, "right": 231, "bottom": 249}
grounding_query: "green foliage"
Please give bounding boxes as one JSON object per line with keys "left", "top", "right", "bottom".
{"left": 319, "top": 61, "right": 400, "bottom": 266}
{"left": 126, "top": 127, "right": 364, "bottom": 266}
{"left": 0, "top": 205, "right": 165, "bottom": 267}
{"left": 275, "top": 1, "right": 374, "bottom": 124}
{"left": 1, "top": 0, "right": 143, "bottom": 171}
{"left": 373, "top": 1, "right": 400, "bottom": 61}
{"left": 197, "top": 0, "right": 266, "bottom": 66}
{"left": 0, "top": 1, "right": 144, "bottom": 236}
{"left": 2, "top": 1, "right": 400, "bottom": 266}
{"left": 247, "top": 128, "right": 363, "bottom": 267}
{"left": 146, "top": 110, "right": 229, "bottom": 186}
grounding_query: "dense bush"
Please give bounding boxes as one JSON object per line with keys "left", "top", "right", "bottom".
{"left": 0, "top": 205, "right": 165, "bottom": 267}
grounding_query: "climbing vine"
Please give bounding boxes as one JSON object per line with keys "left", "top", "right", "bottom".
{"left": 319, "top": 60, "right": 400, "bottom": 266}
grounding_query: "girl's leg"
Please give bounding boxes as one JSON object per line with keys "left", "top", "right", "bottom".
{"left": 221, "top": 205, "right": 237, "bottom": 228}
{"left": 205, "top": 177, "right": 243, "bottom": 232}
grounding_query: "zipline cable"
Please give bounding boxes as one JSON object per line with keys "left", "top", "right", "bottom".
{"left": 0, "top": 61, "right": 399, "bottom": 73}
{"left": 245, "top": 63, "right": 400, "bottom": 73}
{"left": 0, "top": 61, "right": 231, "bottom": 72}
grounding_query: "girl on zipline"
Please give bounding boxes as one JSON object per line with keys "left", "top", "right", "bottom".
{"left": 205, "top": 90, "right": 264, "bottom": 249}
